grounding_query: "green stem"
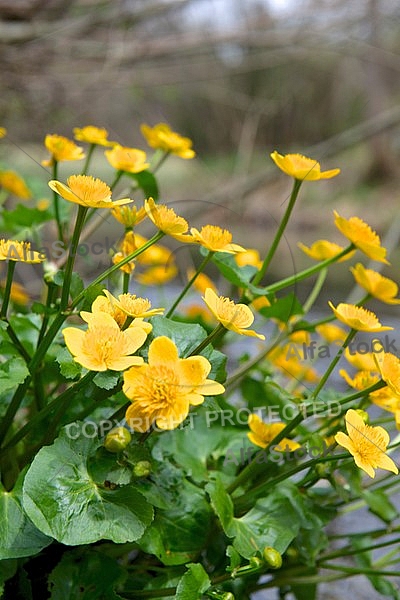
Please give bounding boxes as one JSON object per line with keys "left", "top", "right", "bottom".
{"left": 36, "top": 281, "right": 58, "bottom": 347}
{"left": 166, "top": 251, "right": 214, "bottom": 318}
{"left": 110, "top": 170, "right": 123, "bottom": 191}
{"left": 320, "top": 535, "right": 400, "bottom": 562}
{"left": 253, "top": 179, "right": 302, "bottom": 285}
{"left": 310, "top": 328, "right": 357, "bottom": 401}
{"left": 0, "top": 260, "right": 16, "bottom": 319}
{"left": 52, "top": 161, "right": 64, "bottom": 244}
{"left": 81, "top": 143, "right": 95, "bottom": 175}
{"left": 188, "top": 323, "right": 225, "bottom": 356}
{"left": 150, "top": 149, "right": 170, "bottom": 173}
{"left": 3, "top": 320, "right": 30, "bottom": 362}
{"left": 60, "top": 205, "right": 88, "bottom": 310}
{"left": 318, "top": 563, "right": 400, "bottom": 577}
{"left": 123, "top": 272, "right": 130, "bottom": 294}
{"left": 302, "top": 267, "right": 327, "bottom": 313}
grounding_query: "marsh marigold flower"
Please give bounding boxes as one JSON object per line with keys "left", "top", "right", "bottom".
{"left": 248, "top": 414, "right": 300, "bottom": 451}
{"left": 298, "top": 240, "right": 354, "bottom": 262}
{"left": 316, "top": 323, "right": 347, "bottom": 344}
{"left": 48, "top": 175, "right": 132, "bottom": 209}
{"left": 141, "top": 122, "right": 195, "bottom": 159}
{"left": 112, "top": 231, "right": 137, "bottom": 274}
{"left": 111, "top": 205, "right": 147, "bottom": 229}
{"left": 42, "top": 134, "right": 85, "bottom": 167}
{"left": 334, "top": 211, "right": 389, "bottom": 264}
{"left": 0, "top": 239, "right": 44, "bottom": 263}
{"left": 328, "top": 302, "right": 393, "bottom": 332}
{"left": 0, "top": 127, "right": 6, "bottom": 138}
{"left": 0, "top": 170, "right": 31, "bottom": 199}
{"left": 73, "top": 125, "right": 116, "bottom": 147}
{"left": 81, "top": 294, "right": 153, "bottom": 336}
{"left": 102, "top": 289, "right": 164, "bottom": 319}
{"left": 234, "top": 248, "right": 262, "bottom": 269}
{"left": 270, "top": 151, "right": 340, "bottom": 181}
{"left": 123, "top": 336, "right": 224, "bottom": 431}
{"left": 344, "top": 347, "right": 378, "bottom": 372}
{"left": 0, "top": 280, "right": 29, "bottom": 305}
{"left": 203, "top": 288, "right": 265, "bottom": 339}
{"left": 335, "top": 409, "right": 398, "bottom": 478}
{"left": 339, "top": 369, "right": 379, "bottom": 391}
{"left": 135, "top": 264, "right": 178, "bottom": 286}
{"left": 187, "top": 269, "right": 217, "bottom": 294}
{"left": 63, "top": 312, "right": 147, "bottom": 372}
{"left": 144, "top": 197, "right": 190, "bottom": 242}
{"left": 105, "top": 145, "right": 149, "bottom": 173}
{"left": 374, "top": 351, "right": 400, "bottom": 398}
{"left": 190, "top": 225, "right": 246, "bottom": 254}
{"left": 134, "top": 233, "right": 171, "bottom": 266}
{"left": 350, "top": 263, "right": 400, "bottom": 304}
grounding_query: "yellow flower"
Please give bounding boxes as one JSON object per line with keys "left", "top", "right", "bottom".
{"left": 316, "top": 323, "right": 347, "bottom": 344}
{"left": 270, "top": 345, "right": 319, "bottom": 383}
{"left": 42, "top": 134, "right": 85, "bottom": 167}
{"left": 112, "top": 231, "right": 137, "bottom": 274}
{"left": 328, "top": 302, "right": 393, "bottom": 332}
{"left": 202, "top": 288, "right": 265, "bottom": 339}
{"left": 135, "top": 264, "right": 178, "bottom": 286}
{"left": 101, "top": 289, "right": 164, "bottom": 318}
{"left": 234, "top": 249, "right": 262, "bottom": 269}
{"left": 335, "top": 409, "right": 398, "bottom": 478}
{"left": 73, "top": 125, "right": 116, "bottom": 147}
{"left": 123, "top": 336, "right": 224, "bottom": 431}
{"left": 111, "top": 205, "right": 147, "bottom": 229}
{"left": 350, "top": 263, "right": 400, "bottom": 305}
{"left": 251, "top": 296, "right": 271, "bottom": 312}
{"left": 334, "top": 211, "right": 389, "bottom": 264}
{"left": 48, "top": 175, "right": 132, "bottom": 209}
{"left": 0, "top": 239, "right": 44, "bottom": 263}
{"left": 62, "top": 312, "right": 147, "bottom": 372}
{"left": 190, "top": 225, "right": 246, "bottom": 254}
{"left": 0, "top": 127, "right": 7, "bottom": 138}
{"left": 183, "top": 303, "right": 215, "bottom": 326}
{"left": 339, "top": 369, "right": 379, "bottom": 390}
{"left": 298, "top": 240, "right": 355, "bottom": 262}
{"left": 105, "top": 145, "right": 149, "bottom": 173}
{"left": 374, "top": 351, "right": 400, "bottom": 398}
{"left": 0, "top": 171, "right": 31, "bottom": 199}
{"left": 187, "top": 269, "right": 217, "bottom": 294}
{"left": 144, "top": 197, "right": 191, "bottom": 242}
{"left": 140, "top": 122, "right": 195, "bottom": 159}
{"left": 344, "top": 347, "right": 378, "bottom": 372}
{"left": 270, "top": 151, "right": 340, "bottom": 181}
{"left": 84, "top": 293, "right": 128, "bottom": 328}
{"left": 247, "top": 414, "right": 300, "bottom": 451}
{"left": 134, "top": 234, "right": 171, "bottom": 266}
{"left": 36, "top": 198, "right": 50, "bottom": 211}
{"left": 0, "top": 280, "right": 29, "bottom": 305}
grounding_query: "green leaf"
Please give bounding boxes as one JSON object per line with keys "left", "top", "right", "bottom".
{"left": 1, "top": 204, "right": 52, "bottom": 233}
{"left": 0, "top": 470, "right": 52, "bottom": 559}
{"left": 22, "top": 424, "right": 153, "bottom": 545}
{"left": 150, "top": 316, "right": 208, "bottom": 357}
{"left": 0, "top": 357, "right": 29, "bottom": 394}
{"left": 362, "top": 489, "right": 398, "bottom": 523}
{"left": 212, "top": 252, "right": 257, "bottom": 289}
{"left": 174, "top": 563, "right": 210, "bottom": 600}
{"left": 291, "top": 582, "right": 317, "bottom": 600}
{"left": 56, "top": 346, "right": 82, "bottom": 380}
{"left": 93, "top": 371, "right": 120, "bottom": 390}
{"left": 128, "top": 170, "right": 159, "bottom": 200}
{"left": 258, "top": 292, "right": 303, "bottom": 321}
{"left": 352, "top": 537, "right": 400, "bottom": 599}
{"left": 48, "top": 549, "right": 126, "bottom": 600}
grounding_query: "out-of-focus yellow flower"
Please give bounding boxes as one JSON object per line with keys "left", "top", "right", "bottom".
{"left": 49, "top": 175, "right": 132, "bottom": 209}
{"left": 42, "top": 134, "right": 85, "bottom": 167}
{"left": 374, "top": 351, "right": 400, "bottom": 398}
{"left": 0, "top": 127, "right": 7, "bottom": 138}
{"left": 202, "top": 288, "right": 265, "bottom": 339}
{"left": 187, "top": 268, "right": 217, "bottom": 294}
{"left": 316, "top": 323, "right": 347, "bottom": 344}
{"left": 111, "top": 205, "right": 147, "bottom": 229}
{"left": 251, "top": 296, "right": 271, "bottom": 312}
{"left": 235, "top": 249, "right": 262, "bottom": 269}
{"left": 73, "top": 125, "right": 117, "bottom": 147}
{"left": 101, "top": 289, "right": 164, "bottom": 318}
{"left": 350, "top": 263, "right": 400, "bottom": 305}
{"left": 183, "top": 303, "right": 215, "bottom": 326}
{"left": 104, "top": 145, "right": 149, "bottom": 173}
{"left": 298, "top": 240, "right": 355, "bottom": 262}
{"left": 344, "top": 347, "right": 378, "bottom": 372}
{"left": 140, "top": 122, "right": 195, "bottom": 159}
{"left": 135, "top": 263, "right": 178, "bottom": 286}
{"left": 328, "top": 302, "right": 393, "bottom": 332}
{"left": 0, "top": 239, "right": 44, "bottom": 263}
{"left": 36, "top": 198, "right": 50, "bottom": 211}
{"left": 0, "top": 280, "right": 29, "bottom": 305}
{"left": 63, "top": 312, "right": 147, "bottom": 372}
{"left": 134, "top": 233, "right": 171, "bottom": 266}
{"left": 339, "top": 369, "right": 379, "bottom": 390}
{"left": 0, "top": 170, "right": 31, "bottom": 199}
{"left": 112, "top": 230, "right": 137, "bottom": 274}
{"left": 270, "top": 151, "right": 340, "bottom": 181}
{"left": 144, "top": 197, "right": 190, "bottom": 242}
{"left": 247, "top": 414, "right": 301, "bottom": 451}
{"left": 270, "top": 345, "right": 319, "bottom": 383}
{"left": 334, "top": 211, "right": 389, "bottom": 264}
{"left": 190, "top": 225, "right": 246, "bottom": 254}
{"left": 335, "top": 409, "right": 398, "bottom": 478}
{"left": 370, "top": 388, "right": 400, "bottom": 429}
{"left": 123, "top": 336, "right": 224, "bottom": 432}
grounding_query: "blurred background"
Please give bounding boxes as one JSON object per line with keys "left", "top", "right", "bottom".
{"left": 1, "top": 0, "right": 400, "bottom": 300}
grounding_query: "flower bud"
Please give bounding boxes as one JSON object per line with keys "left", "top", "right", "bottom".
{"left": 133, "top": 460, "right": 152, "bottom": 478}
{"left": 262, "top": 547, "right": 282, "bottom": 569}
{"left": 249, "top": 557, "right": 263, "bottom": 569}
{"left": 104, "top": 427, "right": 131, "bottom": 453}
{"left": 354, "top": 409, "right": 369, "bottom": 424}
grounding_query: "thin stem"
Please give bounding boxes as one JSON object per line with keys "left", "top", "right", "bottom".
{"left": 166, "top": 251, "right": 214, "bottom": 318}
{"left": 320, "top": 535, "right": 400, "bottom": 562}
{"left": 60, "top": 205, "right": 88, "bottom": 310}
{"left": 81, "top": 143, "right": 95, "bottom": 175}
{"left": 150, "top": 149, "right": 170, "bottom": 173}
{"left": 110, "top": 170, "right": 123, "bottom": 191}
{"left": 253, "top": 179, "right": 302, "bottom": 285}
{"left": 36, "top": 281, "right": 57, "bottom": 347}
{"left": 302, "top": 267, "right": 327, "bottom": 313}
{"left": 123, "top": 272, "right": 130, "bottom": 294}
{"left": 52, "top": 161, "right": 64, "bottom": 244}
{"left": 3, "top": 320, "right": 30, "bottom": 362}
{"left": 188, "top": 323, "right": 225, "bottom": 356}
{"left": 0, "top": 260, "right": 16, "bottom": 318}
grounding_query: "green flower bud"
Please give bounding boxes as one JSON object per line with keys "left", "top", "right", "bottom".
{"left": 355, "top": 409, "right": 369, "bottom": 424}
{"left": 262, "top": 547, "right": 282, "bottom": 569}
{"left": 104, "top": 427, "right": 131, "bottom": 453}
{"left": 249, "top": 557, "right": 263, "bottom": 569}
{"left": 133, "top": 460, "right": 152, "bottom": 478}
